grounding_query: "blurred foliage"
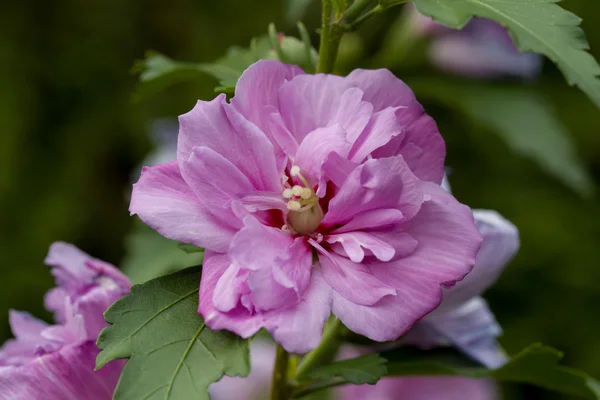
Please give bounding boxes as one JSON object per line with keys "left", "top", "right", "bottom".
{"left": 121, "top": 218, "right": 203, "bottom": 285}
{"left": 0, "top": 0, "right": 599, "bottom": 399}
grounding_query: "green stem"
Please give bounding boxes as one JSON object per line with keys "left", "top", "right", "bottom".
{"left": 317, "top": 0, "right": 342, "bottom": 73}
{"left": 344, "top": 0, "right": 411, "bottom": 31}
{"left": 296, "top": 318, "right": 344, "bottom": 380}
{"left": 342, "top": 0, "right": 375, "bottom": 23}
{"left": 271, "top": 344, "right": 291, "bottom": 400}
{"left": 347, "top": 4, "right": 384, "bottom": 30}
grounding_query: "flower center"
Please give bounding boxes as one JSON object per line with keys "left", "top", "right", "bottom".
{"left": 283, "top": 166, "right": 324, "bottom": 235}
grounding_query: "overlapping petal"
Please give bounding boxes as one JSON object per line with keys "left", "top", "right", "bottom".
{"left": 231, "top": 60, "right": 304, "bottom": 139}
{"left": 130, "top": 162, "right": 236, "bottom": 253}
{"left": 178, "top": 95, "right": 280, "bottom": 192}
{"left": 402, "top": 176, "right": 519, "bottom": 368}
{"left": 321, "top": 157, "right": 423, "bottom": 228}
{"left": 345, "top": 68, "right": 446, "bottom": 184}
{"left": 199, "top": 252, "right": 331, "bottom": 353}
{"left": 439, "top": 210, "right": 519, "bottom": 311}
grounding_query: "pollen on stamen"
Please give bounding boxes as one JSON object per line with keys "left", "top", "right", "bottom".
{"left": 292, "top": 185, "right": 304, "bottom": 197}
{"left": 290, "top": 166, "right": 301, "bottom": 177}
{"left": 301, "top": 188, "right": 312, "bottom": 199}
{"left": 287, "top": 201, "right": 301, "bottom": 211}
{"left": 282, "top": 188, "right": 294, "bottom": 199}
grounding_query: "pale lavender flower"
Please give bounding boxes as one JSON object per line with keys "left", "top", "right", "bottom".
{"left": 408, "top": 5, "right": 542, "bottom": 78}
{"left": 0, "top": 243, "right": 131, "bottom": 400}
{"left": 402, "top": 178, "right": 520, "bottom": 368}
{"left": 131, "top": 60, "right": 482, "bottom": 353}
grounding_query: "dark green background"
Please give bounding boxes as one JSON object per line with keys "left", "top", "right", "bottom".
{"left": 0, "top": 1, "right": 598, "bottom": 398}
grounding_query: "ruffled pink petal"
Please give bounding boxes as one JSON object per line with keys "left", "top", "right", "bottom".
{"left": 265, "top": 268, "right": 332, "bottom": 354}
{"left": 0, "top": 312, "right": 49, "bottom": 366}
{"left": 228, "top": 217, "right": 312, "bottom": 311}
{"left": 200, "top": 252, "right": 265, "bottom": 339}
{"left": 346, "top": 69, "right": 445, "bottom": 184}
{"left": 317, "top": 250, "right": 396, "bottom": 307}
{"left": 71, "top": 286, "right": 125, "bottom": 342}
{"left": 322, "top": 157, "right": 423, "bottom": 228}
{"left": 331, "top": 288, "right": 428, "bottom": 341}
{"left": 348, "top": 107, "right": 403, "bottom": 163}
{"left": 326, "top": 232, "right": 396, "bottom": 263}
{"left": 8, "top": 311, "right": 48, "bottom": 341}
{"left": 330, "top": 209, "right": 405, "bottom": 234}
{"left": 213, "top": 264, "right": 250, "bottom": 313}
{"left": 321, "top": 152, "right": 357, "bottom": 188}
{"left": 277, "top": 73, "right": 349, "bottom": 142}
{"left": 439, "top": 210, "right": 519, "bottom": 311}
{"left": 389, "top": 114, "right": 446, "bottom": 185}
{"left": 329, "top": 87, "right": 373, "bottom": 142}
{"left": 294, "top": 124, "right": 351, "bottom": 189}
{"left": 339, "top": 185, "right": 478, "bottom": 341}
{"left": 40, "top": 311, "right": 86, "bottom": 349}
{"left": 178, "top": 95, "right": 280, "bottom": 192}
{"left": 180, "top": 146, "right": 255, "bottom": 224}
{"left": 43, "top": 243, "right": 131, "bottom": 337}
{"left": 272, "top": 238, "right": 314, "bottom": 294}
{"left": 373, "top": 182, "right": 481, "bottom": 287}
{"left": 247, "top": 267, "right": 298, "bottom": 312}
{"left": 44, "top": 243, "right": 97, "bottom": 291}
{"left": 266, "top": 110, "right": 301, "bottom": 156}
{"left": 131, "top": 162, "right": 236, "bottom": 253}
{"left": 333, "top": 183, "right": 480, "bottom": 342}
{"left": 199, "top": 252, "right": 332, "bottom": 354}
{"left": 0, "top": 342, "right": 123, "bottom": 400}
{"left": 228, "top": 216, "right": 293, "bottom": 272}
{"left": 345, "top": 69, "right": 418, "bottom": 113}
{"left": 44, "top": 288, "right": 68, "bottom": 324}
{"left": 231, "top": 60, "right": 304, "bottom": 140}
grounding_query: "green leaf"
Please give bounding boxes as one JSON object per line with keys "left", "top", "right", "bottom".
{"left": 96, "top": 266, "right": 250, "bottom": 400}
{"left": 134, "top": 37, "right": 272, "bottom": 98}
{"left": 121, "top": 219, "right": 204, "bottom": 284}
{"left": 134, "top": 30, "right": 317, "bottom": 98}
{"left": 381, "top": 344, "right": 600, "bottom": 399}
{"left": 303, "top": 353, "right": 388, "bottom": 385}
{"left": 131, "top": 52, "right": 225, "bottom": 100}
{"left": 332, "top": 0, "right": 348, "bottom": 18}
{"left": 412, "top": 0, "right": 600, "bottom": 109}
{"left": 411, "top": 79, "right": 594, "bottom": 197}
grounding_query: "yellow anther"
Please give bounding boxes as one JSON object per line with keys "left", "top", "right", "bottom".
{"left": 292, "top": 185, "right": 304, "bottom": 197}
{"left": 286, "top": 201, "right": 302, "bottom": 211}
{"left": 290, "top": 166, "right": 301, "bottom": 177}
{"left": 282, "top": 188, "right": 294, "bottom": 199}
{"left": 301, "top": 188, "right": 312, "bottom": 200}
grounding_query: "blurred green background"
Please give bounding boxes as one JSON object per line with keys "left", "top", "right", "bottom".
{"left": 0, "top": 0, "right": 598, "bottom": 398}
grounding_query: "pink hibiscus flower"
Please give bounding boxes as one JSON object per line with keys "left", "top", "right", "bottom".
{"left": 131, "top": 60, "right": 482, "bottom": 353}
